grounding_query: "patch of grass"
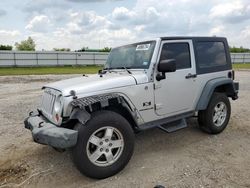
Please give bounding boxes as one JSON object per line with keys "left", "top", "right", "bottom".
{"left": 0, "top": 65, "right": 103, "bottom": 76}
{"left": 233, "top": 63, "right": 250, "bottom": 69}
{"left": 0, "top": 64, "right": 249, "bottom": 76}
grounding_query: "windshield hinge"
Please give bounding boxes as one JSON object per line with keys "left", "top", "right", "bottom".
{"left": 154, "top": 83, "right": 161, "bottom": 90}
{"left": 155, "top": 104, "right": 163, "bottom": 110}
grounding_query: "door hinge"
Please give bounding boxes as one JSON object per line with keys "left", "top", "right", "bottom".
{"left": 143, "top": 101, "right": 151, "bottom": 107}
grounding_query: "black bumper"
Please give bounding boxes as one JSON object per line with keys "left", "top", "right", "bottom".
{"left": 24, "top": 112, "right": 78, "bottom": 149}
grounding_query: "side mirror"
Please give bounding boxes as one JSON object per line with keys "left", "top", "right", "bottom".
{"left": 158, "top": 59, "right": 176, "bottom": 73}
{"left": 156, "top": 59, "right": 176, "bottom": 81}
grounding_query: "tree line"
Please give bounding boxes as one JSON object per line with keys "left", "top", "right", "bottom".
{"left": 1, "top": 36, "right": 249, "bottom": 53}
{"left": 230, "top": 46, "right": 250, "bottom": 53}
{"left": 0, "top": 37, "right": 112, "bottom": 52}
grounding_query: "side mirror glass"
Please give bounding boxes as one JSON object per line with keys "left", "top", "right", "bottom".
{"left": 156, "top": 59, "right": 176, "bottom": 81}
{"left": 158, "top": 59, "right": 176, "bottom": 73}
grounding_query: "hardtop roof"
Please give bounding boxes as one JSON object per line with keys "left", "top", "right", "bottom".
{"left": 160, "top": 36, "right": 227, "bottom": 41}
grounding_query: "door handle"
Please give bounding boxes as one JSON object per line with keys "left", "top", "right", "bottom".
{"left": 185, "top": 73, "right": 197, "bottom": 79}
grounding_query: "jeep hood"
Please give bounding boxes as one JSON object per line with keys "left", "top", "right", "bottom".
{"left": 44, "top": 72, "right": 148, "bottom": 96}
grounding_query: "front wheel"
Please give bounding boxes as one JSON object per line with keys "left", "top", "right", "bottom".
{"left": 198, "top": 92, "right": 231, "bottom": 134}
{"left": 72, "top": 110, "right": 135, "bottom": 179}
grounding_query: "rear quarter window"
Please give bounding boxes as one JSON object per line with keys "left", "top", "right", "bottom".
{"left": 195, "top": 41, "right": 231, "bottom": 74}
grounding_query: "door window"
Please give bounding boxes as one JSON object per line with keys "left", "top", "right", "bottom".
{"left": 160, "top": 43, "right": 191, "bottom": 70}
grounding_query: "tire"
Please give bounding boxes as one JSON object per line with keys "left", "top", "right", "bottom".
{"left": 72, "top": 110, "right": 135, "bottom": 179}
{"left": 198, "top": 92, "right": 231, "bottom": 134}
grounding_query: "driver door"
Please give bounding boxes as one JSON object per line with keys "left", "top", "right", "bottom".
{"left": 154, "top": 40, "right": 199, "bottom": 116}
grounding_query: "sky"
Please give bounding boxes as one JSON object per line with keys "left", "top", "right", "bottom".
{"left": 0, "top": 0, "right": 250, "bottom": 51}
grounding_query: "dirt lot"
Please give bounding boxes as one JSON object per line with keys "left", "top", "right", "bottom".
{"left": 0, "top": 72, "right": 249, "bottom": 188}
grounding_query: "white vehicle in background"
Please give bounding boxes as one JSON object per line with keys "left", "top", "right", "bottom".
{"left": 25, "top": 37, "right": 239, "bottom": 179}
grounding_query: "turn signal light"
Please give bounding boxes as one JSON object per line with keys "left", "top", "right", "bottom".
{"left": 55, "top": 114, "right": 59, "bottom": 122}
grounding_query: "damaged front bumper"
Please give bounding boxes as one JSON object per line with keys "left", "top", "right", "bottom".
{"left": 24, "top": 112, "right": 78, "bottom": 149}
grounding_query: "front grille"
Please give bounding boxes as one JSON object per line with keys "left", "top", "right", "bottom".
{"left": 41, "top": 89, "right": 56, "bottom": 115}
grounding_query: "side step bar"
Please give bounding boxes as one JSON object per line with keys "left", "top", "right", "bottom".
{"left": 158, "top": 119, "right": 187, "bottom": 133}
{"left": 137, "top": 111, "right": 194, "bottom": 131}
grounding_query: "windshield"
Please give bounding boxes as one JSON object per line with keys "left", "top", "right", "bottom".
{"left": 104, "top": 41, "right": 156, "bottom": 69}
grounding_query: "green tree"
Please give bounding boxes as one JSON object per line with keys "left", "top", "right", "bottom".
{"left": 230, "top": 46, "right": 250, "bottom": 53}
{"left": 100, "top": 47, "right": 112, "bottom": 52}
{"left": 0, "top": 44, "right": 13, "bottom": 50}
{"left": 15, "top": 37, "right": 36, "bottom": 51}
{"left": 53, "top": 48, "right": 71, "bottom": 51}
{"left": 76, "top": 47, "right": 89, "bottom": 52}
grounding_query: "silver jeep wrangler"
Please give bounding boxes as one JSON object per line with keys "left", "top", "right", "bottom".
{"left": 24, "top": 37, "right": 239, "bottom": 179}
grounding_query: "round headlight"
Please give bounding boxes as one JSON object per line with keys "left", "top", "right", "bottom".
{"left": 54, "top": 95, "right": 63, "bottom": 113}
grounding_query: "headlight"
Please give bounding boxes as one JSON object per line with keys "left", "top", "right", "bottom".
{"left": 54, "top": 95, "right": 63, "bottom": 113}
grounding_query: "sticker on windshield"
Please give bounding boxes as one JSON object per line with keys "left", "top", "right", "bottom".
{"left": 143, "top": 61, "right": 148, "bottom": 66}
{"left": 136, "top": 44, "right": 151, "bottom": 51}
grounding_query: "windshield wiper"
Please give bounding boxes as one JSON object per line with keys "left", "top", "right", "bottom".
{"left": 103, "top": 67, "right": 132, "bottom": 74}
{"left": 100, "top": 67, "right": 115, "bottom": 74}
{"left": 122, "top": 66, "right": 132, "bottom": 74}
{"left": 103, "top": 67, "right": 110, "bottom": 71}
{"left": 112, "top": 66, "right": 132, "bottom": 74}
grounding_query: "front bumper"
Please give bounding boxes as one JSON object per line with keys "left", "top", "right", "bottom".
{"left": 24, "top": 112, "right": 78, "bottom": 149}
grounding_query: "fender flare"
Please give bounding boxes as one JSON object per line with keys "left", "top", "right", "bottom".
{"left": 69, "top": 93, "right": 141, "bottom": 126}
{"left": 196, "top": 78, "right": 237, "bottom": 111}
{"left": 69, "top": 108, "right": 91, "bottom": 125}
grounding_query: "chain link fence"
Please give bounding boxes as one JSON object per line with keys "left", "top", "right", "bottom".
{"left": 230, "top": 53, "right": 250, "bottom": 64}
{"left": 0, "top": 51, "right": 249, "bottom": 67}
{"left": 0, "top": 51, "right": 109, "bottom": 67}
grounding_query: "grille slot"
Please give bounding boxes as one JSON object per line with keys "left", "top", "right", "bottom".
{"left": 41, "top": 90, "right": 56, "bottom": 115}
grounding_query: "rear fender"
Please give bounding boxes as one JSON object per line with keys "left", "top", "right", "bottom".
{"left": 196, "top": 78, "right": 238, "bottom": 111}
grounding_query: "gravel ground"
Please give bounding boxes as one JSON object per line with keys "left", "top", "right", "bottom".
{"left": 0, "top": 72, "right": 249, "bottom": 188}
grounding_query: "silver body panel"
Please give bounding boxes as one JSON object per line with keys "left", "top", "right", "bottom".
{"left": 40, "top": 38, "right": 231, "bottom": 126}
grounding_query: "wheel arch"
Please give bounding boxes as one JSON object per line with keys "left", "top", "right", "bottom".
{"left": 68, "top": 93, "right": 141, "bottom": 132}
{"left": 196, "top": 78, "right": 236, "bottom": 111}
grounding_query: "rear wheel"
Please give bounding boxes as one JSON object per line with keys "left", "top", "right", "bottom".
{"left": 198, "top": 92, "right": 231, "bottom": 134}
{"left": 72, "top": 110, "right": 135, "bottom": 179}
